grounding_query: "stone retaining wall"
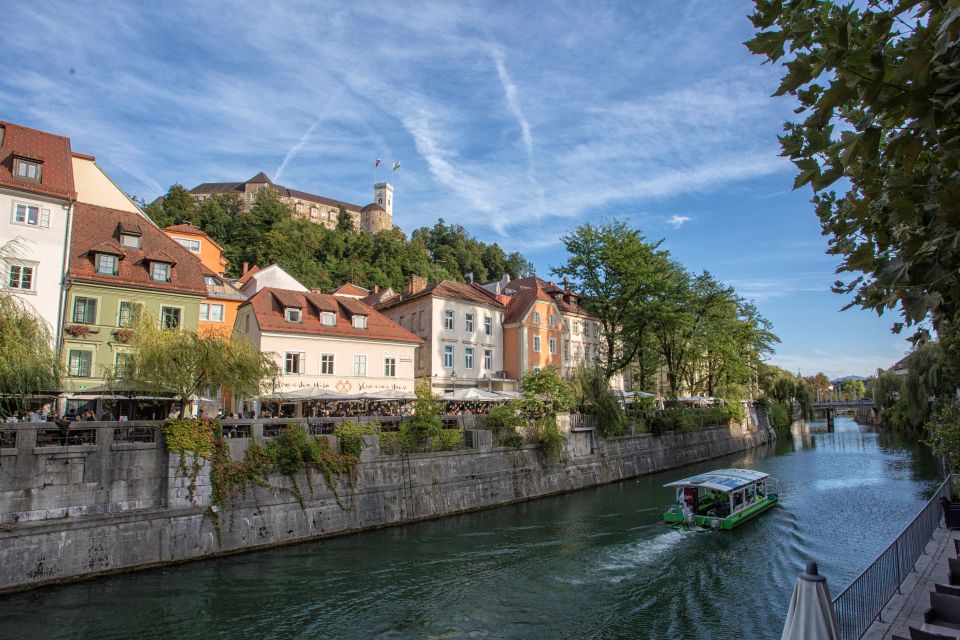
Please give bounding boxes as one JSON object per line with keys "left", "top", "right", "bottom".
{"left": 0, "top": 408, "right": 772, "bottom": 593}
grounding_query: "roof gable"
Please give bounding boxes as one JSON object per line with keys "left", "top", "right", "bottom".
{"left": 0, "top": 120, "right": 75, "bottom": 201}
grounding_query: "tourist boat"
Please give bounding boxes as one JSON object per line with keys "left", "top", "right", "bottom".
{"left": 662, "top": 468, "right": 779, "bottom": 530}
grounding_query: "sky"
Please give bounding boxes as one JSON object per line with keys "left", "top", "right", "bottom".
{"left": 0, "top": 1, "right": 913, "bottom": 378}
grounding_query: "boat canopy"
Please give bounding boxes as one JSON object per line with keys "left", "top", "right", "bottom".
{"left": 663, "top": 468, "right": 770, "bottom": 493}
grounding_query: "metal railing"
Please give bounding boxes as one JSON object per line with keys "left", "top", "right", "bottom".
{"left": 831, "top": 474, "right": 955, "bottom": 640}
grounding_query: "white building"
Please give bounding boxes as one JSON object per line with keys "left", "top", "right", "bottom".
{"left": 0, "top": 120, "right": 76, "bottom": 338}
{"left": 236, "top": 287, "right": 421, "bottom": 395}
{"left": 376, "top": 277, "right": 511, "bottom": 392}
{"left": 237, "top": 263, "right": 308, "bottom": 297}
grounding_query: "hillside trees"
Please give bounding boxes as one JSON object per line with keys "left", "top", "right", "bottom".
{"left": 145, "top": 187, "right": 534, "bottom": 291}
{"left": 747, "top": 0, "right": 960, "bottom": 341}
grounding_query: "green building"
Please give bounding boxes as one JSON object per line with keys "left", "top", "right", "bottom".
{"left": 61, "top": 203, "right": 206, "bottom": 393}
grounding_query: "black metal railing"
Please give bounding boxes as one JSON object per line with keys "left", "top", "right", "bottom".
{"left": 831, "top": 474, "right": 955, "bottom": 640}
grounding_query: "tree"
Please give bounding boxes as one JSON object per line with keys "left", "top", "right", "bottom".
{"left": 552, "top": 220, "right": 674, "bottom": 380}
{"left": 336, "top": 206, "right": 355, "bottom": 232}
{"left": 804, "top": 372, "right": 831, "bottom": 401}
{"left": 118, "top": 317, "right": 279, "bottom": 417}
{"left": 747, "top": 1, "right": 960, "bottom": 341}
{"left": 0, "top": 293, "right": 61, "bottom": 415}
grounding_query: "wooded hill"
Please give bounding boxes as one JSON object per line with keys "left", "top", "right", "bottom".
{"left": 145, "top": 185, "right": 534, "bottom": 292}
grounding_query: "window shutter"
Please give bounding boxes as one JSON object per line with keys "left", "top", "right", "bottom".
{"left": 40, "top": 209, "right": 51, "bottom": 228}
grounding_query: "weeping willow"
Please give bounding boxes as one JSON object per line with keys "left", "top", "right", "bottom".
{"left": 574, "top": 365, "right": 626, "bottom": 436}
{"left": 0, "top": 293, "right": 61, "bottom": 415}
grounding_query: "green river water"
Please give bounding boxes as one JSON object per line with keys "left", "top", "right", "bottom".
{"left": 0, "top": 417, "right": 943, "bottom": 639}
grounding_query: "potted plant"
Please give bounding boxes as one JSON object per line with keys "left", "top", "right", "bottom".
{"left": 114, "top": 329, "right": 134, "bottom": 344}
{"left": 65, "top": 324, "right": 91, "bottom": 338}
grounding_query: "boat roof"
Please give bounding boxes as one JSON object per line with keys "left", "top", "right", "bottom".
{"left": 663, "top": 468, "right": 769, "bottom": 492}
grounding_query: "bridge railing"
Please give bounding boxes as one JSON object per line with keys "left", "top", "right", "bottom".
{"left": 831, "top": 474, "right": 955, "bottom": 640}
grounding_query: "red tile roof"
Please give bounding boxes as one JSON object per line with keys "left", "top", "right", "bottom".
{"left": 0, "top": 120, "right": 75, "bottom": 201}
{"left": 503, "top": 285, "right": 557, "bottom": 324}
{"left": 506, "top": 276, "right": 597, "bottom": 320}
{"left": 163, "top": 223, "right": 226, "bottom": 253}
{"left": 69, "top": 203, "right": 206, "bottom": 296}
{"left": 332, "top": 282, "right": 370, "bottom": 297}
{"left": 245, "top": 287, "right": 422, "bottom": 344}
{"left": 237, "top": 264, "right": 260, "bottom": 284}
{"left": 376, "top": 279, "right": 504, "bottom": 311}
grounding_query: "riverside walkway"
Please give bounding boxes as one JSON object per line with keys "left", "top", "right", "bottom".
{"left": 862, "top": 521, "right": 958, "bottom": 639}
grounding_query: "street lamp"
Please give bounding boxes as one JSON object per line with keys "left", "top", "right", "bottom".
{"left": 451, "top": 370, "right": 457, "bottom": 393}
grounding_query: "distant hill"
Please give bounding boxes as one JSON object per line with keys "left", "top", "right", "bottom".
{"left": 145, "top": 185, "right": 535, "bottom": 292}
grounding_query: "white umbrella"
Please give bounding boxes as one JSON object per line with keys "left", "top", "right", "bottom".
{"left": 355, "top": 389, "right": 416, "bottom": 401}
{"left": 781, "top": 562, "right": 841, "bottom": 640}
{"left": 441, "top": 388, "right": 504, "bottom": 402}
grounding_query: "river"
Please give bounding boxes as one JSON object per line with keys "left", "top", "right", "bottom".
{"left": 0, "top": 417, "right": 943, "bottom": 639}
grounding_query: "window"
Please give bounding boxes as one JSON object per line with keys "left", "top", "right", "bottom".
{"left": 244, "top": 315, "right": 250, "bottom": 332}
{"left": 564, "top": 341, "right": 570, "bottom": 359}
{"left": 7, "top": 264, "right": 33, "bottom": 290}
{"left": 12, "top": 203, "right": 48, "bottom": 227}
{"left": 352, "top": 315, "right": 368, "bottom": 329}
{"left": 200, "top": 303, "right": 224, "bottom": 322}
{"left": 13, "top": 157, "right": 42, "bottom": 182}
{"left": 161, "top": 306, "right": 181, "bottom": 329}
{"left": 174, "top": 237, "right": 201, "bottom": 253}
{"left": 465, "top": 313, "right": 474, "bottom": 332}
{"left": 484, "top": 316, "right": 492, "bottom": 336}
{"left": 321, "top": 311, "right": 336, "bottom": 326}
{"left": 151, "top": 262, "right": 170, "bottom": 282}
{"left": 96, "top": 254, "right": 118, "bottom": 276}
{"left": 549, "top": 337, "right": 557, "bottom": 354}
{"left": 574, "top": 321, "right": 581, "bottom": 335}
{"left": 444, "top": 309, "right": 454, "bottom": 330}
{"left": 68, "top": 350, "right": 92, "bottom": 377}
{"left": 548, "top": 314, "right": 557, "bottom": 327}
{"left": 418, "top": 310, "right": 424, "bottom": 332}
{"left": 464, "top": 347, "right": 474, "bottom": 370}
{"left": 117, "top": 301, "right": 139, "bottom": 327}
{"left": 533, "top": 335, "right": 541, "bottom": 352}
{"left": 384, "top": 357, "right": 396, "bottom": 377}
{"left": 73, "top": 297, "right": 97, "bottom": 324}
{"left": 120, "top": 234, "right": 141, "bottom": 249}
{"left": 320, "top": 354, "right": 335, "bottom": 375}
{"left": 483, "top": 349, "right": 493, "bottom": 371}
{"left": 114, "top": 352, "right": 133, "bottom": 377}
{"left": 204, "top": 275, "right": 219, "bottom": 286}
{"left": 443, "top": 345, "right": 454, "bottom": 368}
{"left": 284, "top": 307, "right": 302, "bottom": 323}
{"left": 533, "top": 312, "right": 541, "bottom": 324}
{"left": 353, "top": 354, "right": 367, "bottom": 376}
{"left": 284, "top": 352, "right": 304, "bottom": 374}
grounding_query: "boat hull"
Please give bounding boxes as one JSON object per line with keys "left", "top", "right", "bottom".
{"left": 663, "top": 494, "right": 778, "bottom": 530}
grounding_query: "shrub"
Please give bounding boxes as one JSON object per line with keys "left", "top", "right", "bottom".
{"left": 334, "top": 420, "right": 374, "bottom": 456}
{"left": 575, "top": 365, "right": 626, "bottom": 437}
{"left": 768, "top": 402, "right": 792, "bottom": 436}
{"left": 926, "top": 401, "right": 960, "bottom": 471}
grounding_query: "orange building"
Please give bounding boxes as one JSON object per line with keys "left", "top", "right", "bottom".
{"left": 502, "top": 284, "right": 565, "bottom": 383}
{"left": 162, "top": 224, "right": 245, "bottom": 336}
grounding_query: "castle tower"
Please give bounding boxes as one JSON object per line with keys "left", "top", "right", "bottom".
{"left": 373, "top": 182, "right": 393, "bottom": 218}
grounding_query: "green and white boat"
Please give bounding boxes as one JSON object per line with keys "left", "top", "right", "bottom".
{"left": 662, "top": 468, "right": 779, "bottom": 530}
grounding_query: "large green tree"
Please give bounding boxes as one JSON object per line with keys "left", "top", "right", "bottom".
{"left": 747, "top": 1, "right": 960, "bottom": 341}
{"left": 552, "top": 220, "right": 674, "bottom": 381}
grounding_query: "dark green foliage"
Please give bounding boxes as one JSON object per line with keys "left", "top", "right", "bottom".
{"left": 334, "top": 420, "right": 374, "bottom": 456}
{"left": 574, "top": 365, "right": 627, "bottom": 437}
{"left": 647, "top": 407, "right": 734, "bottom": 436}
{"left": 926, "top": 400, "right": 960, "bottom": 470}
{"left": 145, "top": 189, "right": 534, "bottom": 291}
{"left": 747, "top": 1, "right": 960, "bottom": 340}
{"left": 768, "top": 402, "right": 792, "bottom": 437}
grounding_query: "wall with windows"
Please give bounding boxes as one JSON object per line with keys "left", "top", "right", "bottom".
{"left": 61, "top": 283, "right": 202, "bottom": 391}
{"left": 0, "top": 187, "right": 71, "bottom": 336}
{"left": 197, "top": 295, "right": 243, "bottom": 338}
{"left": 250, "top": 328, "right": 417, "bottom": 395}
{"left": 503, "top": 300, "right": 565, "bottom": 383}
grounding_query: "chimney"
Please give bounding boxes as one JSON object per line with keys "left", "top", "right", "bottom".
{"left": 404, "top": 275, "right": 428, "bottom": 295}
{"left": 311, "top": 287, "right": 324, "bottom": 293}
{"left": 242, "top": 262, "right": 249, "bottom": 275}
{"left": 373, "top": 284, "right": 380, "bottom": 294}
{"left": 465, "top": 272, "right": 474, "bottom": 285}
{"left": 563, "top": 276, "right": 569, "bottom": 289}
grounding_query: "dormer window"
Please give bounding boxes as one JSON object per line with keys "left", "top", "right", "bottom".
{"left": 120, "top": 233, "right": 141, "bottom": 249}
{"left": 204, "top": 275, "right": 220, "bottom": 287}
{"left": 321, "top": 311, "right": 336, "bottom": 326}
{"left": 0, "top": 125, "right": 5, "bottom": 146}
{"left": 96, "top": 254, "right": 119, "bottom": 276}
{"left": 150, "top": 262, "right": 170, "bottom": 282}
{"left": 285, "top": 307, "right": 302, "bottom": 323}
{"left": 13, "top": 157, "right": 42, "bottom": 183}
{"left": 173, "top": 237, "right": 200, "bottom": 253}
{"left": 352, "top": 314, "right": 368, "bottom": 329}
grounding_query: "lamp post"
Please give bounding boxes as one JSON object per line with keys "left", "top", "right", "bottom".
{"left": 451, "top": 370, "right": 457, "bottom": 394}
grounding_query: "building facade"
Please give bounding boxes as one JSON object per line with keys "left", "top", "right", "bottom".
{"left": 0, "top": 120, "right": 76, "bottom": 338}
{"left": 61, "top": 204, "right": 206, "bottom": 391}
{"left": 236, "top": 287, "right": 421, "bottom": 394}
{"left": 187, "top": 172, "right": 393, "bottom": 233}
{"left": 375, "top": 277, "right": 510, "bottom": 392}
{"left": 162, "top": 223, "right": 246, "bottom": 337}
{"left": 502, "top": 284, "right": 566, "bottom": 383}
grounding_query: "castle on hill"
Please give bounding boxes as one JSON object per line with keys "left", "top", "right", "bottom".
{"left": 188, "top": 172, "right": 394, "bottom": 234}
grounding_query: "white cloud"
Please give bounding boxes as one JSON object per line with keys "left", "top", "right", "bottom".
{"left": 667, "top": 215, "right": 691, "bottom": 228}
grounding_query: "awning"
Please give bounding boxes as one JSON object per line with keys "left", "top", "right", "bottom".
{"left": 663, "top": 468, "right": 770, "bottom": 492}
{"left": 441, "top": 388, "right": 509, "bottom": 402}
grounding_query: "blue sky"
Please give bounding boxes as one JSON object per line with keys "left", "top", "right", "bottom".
{"left": 1, "top": 1, "right": 912, "bottom": 378}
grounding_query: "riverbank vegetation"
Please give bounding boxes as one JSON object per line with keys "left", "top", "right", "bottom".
{"left": 0, "top": 292, "right": 61, "bottom": 417}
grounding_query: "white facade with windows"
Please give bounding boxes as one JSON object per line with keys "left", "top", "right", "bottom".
{"left": 0, "top": 187, "right": 72, "bottom": 336}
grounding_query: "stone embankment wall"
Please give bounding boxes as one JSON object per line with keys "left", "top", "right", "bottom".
{"left": 0, "top": 407, "right": 772, "bottom": 593}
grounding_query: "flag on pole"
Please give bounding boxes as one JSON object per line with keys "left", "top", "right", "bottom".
{"left": 375, "top": 158, "right": 381, "bottom": 168}
{"left": 392, "top": 162, "right": 401, "bottom": 171}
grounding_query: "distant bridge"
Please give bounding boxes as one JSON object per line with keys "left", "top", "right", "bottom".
{"left": 812, "top": 399, "right": 875, "bottom": 409}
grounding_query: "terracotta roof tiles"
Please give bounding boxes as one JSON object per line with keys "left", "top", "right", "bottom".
{"left": 0, "top": 120, "right": 75, "bottom": 201}
{"left": 69, "top": 203, "right": 206, "bottom": 296}
{"left": 376, "top": 279, "right": 504, "bottom": 311}
{"left": 332, "top": 282, "right": 370, "bottom": 297}
{"left": 245, "top": 288, "right": 422, "bottom": 344}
